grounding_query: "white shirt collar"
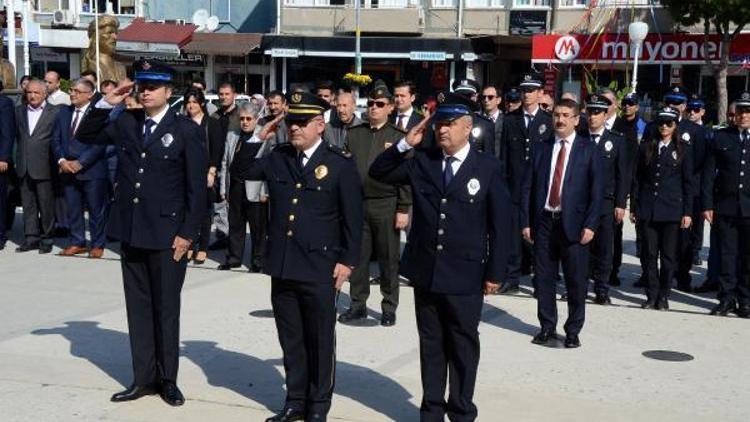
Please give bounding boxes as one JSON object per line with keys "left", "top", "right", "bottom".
{"left": 444, "top": 141, "right": 471, "bottom": 162}
{"left": 146, "top": 105, "right": 170, "bottom": 125}
{"left": 301, "top": 138, "right": 323, "bottom": 159}
{"left": 398, "top": 107, "right": 414, "bottom": 118}
{"left": 28, "top": 101, "right": 46, "bottom": 112}
{"left": 556, "top": 131, "right": 577, "bottom": 145}
{"left": 75, "top": 102, "right": 91, "bottom": 115}
{"left": 524, "top": 105, "right": 539, "bottom": 118}
{"left": 605, "top": 114, "right": 617, "bottom": 129}
{"left": 659, "top": 139, "right": 672, "bottom": 149}
{"left": 589, "top": 127, "right": 605, "bottom": 137}
{"left": 487, "top": 109, "right": 501, "bottom": 121}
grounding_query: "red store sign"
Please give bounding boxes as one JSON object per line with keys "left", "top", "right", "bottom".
{"left": 532, "top": 33, "right": 750, "bottom": 65}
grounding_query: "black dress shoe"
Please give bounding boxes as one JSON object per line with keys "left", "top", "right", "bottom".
{"left": 159, "top": 381, "right": 184, "bottom": 406}
{"left": 380, "top": 312, "right": 396, "bottom": 327}
{"left": 0, "top": 241, "right": 6, "bottom": 251}
{"left": 265, "top": 408, "right": 305, "bottom": 422}
{"left": 559, "top": 292, "right": 568, "bottom": 301}
{"left": 641, "top": 299, "right": 657, "bottom": 309}
{"left": 609, "top": 276, "right": 621, "bottom": 287}
{"left": 111, "top": 384, "right": 158, "bottom": 402}
{"left": 693, "top": 255, "right": 703, "bottom": 266}
{"left": 694, "top": 280, "right": 720, "bottom": 293}
{"left": 207, "top": 237, "right": 229, "bottom": 250}
{"left": 594, "top": 293, "right": 612, "bottom": 305}
{"left": 633, "top": 278, "right": 647, "bottom": 288}
{"left": 710, "top": 300, "right": 737, "bottom": 316}
{"left": 307, "top": 413, "right": 327, "bottom": 422}
{"left": 338, "top": 307, "right": 367, "bottom": 323}
{"left": 39, "top": 243, "right": 53, "bottom": 254}
{"left": 217, "top": 262, "right": 241, "bottom": 271}
{"left": 736, "top": 305, "right": 750, "bottom": 319}
{"left": 531, "top": 329, "right": 556, "bottom": 345}
{"left": 675, "top": 283, "right": 692, "bottom": 293}
{"left": 656, "top": 297, "right": 670, "bottom": 311}
{"left": 497, "top": 283, "right": 520, "bottom": 294}
{"left": 16, "top": 241, "right": 40, "bottom": 252}
{"left": 250, "top": 264, "right": 263, "bottom": 273}
{"left": 564, "top": 335, "right": 581, "bottom": 348}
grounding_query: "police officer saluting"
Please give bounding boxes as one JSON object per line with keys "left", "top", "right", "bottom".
{"left": 702, "top": 92, "right": 750, "bottom": 318}
{"left": 369, "top": 92, "right": 511, "bottom": 421}
{"left": 231, "top": 92, "right": 363, "bottom": 421}
{"left": 79, "top": 60, "right": 208, "bottom": 406}
{"left": 583, "top": 94, "right": 628, "bottom": 305}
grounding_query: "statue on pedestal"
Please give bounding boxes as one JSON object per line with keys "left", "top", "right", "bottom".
{"left": 81, "top": 15, "right": 126, "bottom": 83}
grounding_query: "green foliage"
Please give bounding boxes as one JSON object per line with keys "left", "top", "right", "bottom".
{"left": 583, "top": 70, "right": 633, "bottom": 104}
{"left": 60, "top": 79, "right": 71, "bottom": 94}
{"left": 660, "top": 0, "right": 750, "bottom": 35}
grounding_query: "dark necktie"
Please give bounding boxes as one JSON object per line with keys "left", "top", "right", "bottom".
{"left": 443, "top": 156, "right": 456, "bottom": 188}
{"left": 525, "top": 114, "right": 532, "bottom": 129}
{"left": 69, "top": 109, "right": 81, "bottom": 138}
{"left": 142, "top": 119, "right": 155, "bottom": 147}
{"left": 659, "top": 144, "right": 667, "bottom": 156}
{"left": 297, "top": 152, "right": 306, "bottom": 170}
{"left": 397, "top": 114, "right": 406, "bottom": 130}
{"left": 591, "top": 133, "right": 600, "bottom": 144}
{"left": 743, "top": 130, "right": 750, "bottom": 146}
{"left": 548, "top": 140, "right": 567, "bottom": 208}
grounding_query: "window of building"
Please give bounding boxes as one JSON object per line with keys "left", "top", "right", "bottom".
{"left": 466, "top": 0, "right": 505, "bottom": 8}
{"left": 558, "top": 0, "right": 586, "bottom": 7}
{"left": 80, "top": 0, "right": 137, "bottom": 15}
{"left": 512, "top": 0, "right": 550, "bottom": 7}
{"left": 432, "top": 0, "right": 457, "bottom": 8}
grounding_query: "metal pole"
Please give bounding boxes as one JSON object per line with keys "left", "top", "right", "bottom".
{"left": 457, "top": 0, "right": 463, "bottom": 38}
{"left": 94, "top": 1, "right": 101, "bottom": 85}
{"left": 7, "top": 1, "right": 17, "bottom": 73}
{"left": 22, "top": 0, "right": 29, "bottom": 76}
{"left": 631, "top": 43, "right": 641, "bottom": 94}
{"left": 355, "top": 0, "right": 361, "bottom": 74}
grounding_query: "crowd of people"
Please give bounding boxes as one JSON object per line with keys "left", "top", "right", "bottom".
{"left": 1, "top": 62, "right": 749, "bottom": 422}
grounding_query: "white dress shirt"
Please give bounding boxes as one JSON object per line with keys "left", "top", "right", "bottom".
{"left": 47, "top": 89, "right": 71, "bottom": 106}
{"left": 589, "top": 128, "right": 605, "bottom": 144}
{"left": 442, "top": 141, "right": 471, "bottom": 174}
{"left": 70, "top": 102, "right": 91, "bottom": 136}
{"left": 486, "top": 109, "right": 501, "bottom": 123}
{"left": 396, "top": 107, "right": 414, "bottom": 129}
{"left": 145, "top": 105, "right": 170, "bottom": 134}
{"left": 523, "top": 105, "right": 539, "bottom": 128}
{"left": 544, "top": 131, "right": 577, "bottom": 211}
{"left": 298, "top": 138, "right": 323, "bottom": 167}
{"left": 27, "top": 101, "right": 47, "bottom": 135}
{"left": 604, "top": 115, "right": 617, "bottom": 131}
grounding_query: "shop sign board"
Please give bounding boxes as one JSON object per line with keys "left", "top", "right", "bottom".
{"left": 410, "top": 51, "right": 446, "bottom": 61}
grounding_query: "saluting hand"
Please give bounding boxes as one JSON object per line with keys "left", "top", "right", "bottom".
{"left": 172, "top": 236, "right": 192, "bottom": 262}
{"left": 404, "top": 110, "right": 431, "bottom": 147}
{"left": 104, "top": 81, "right": 135, "bottom": 106}
{"left": 333, "top": 263, "right": 352, "bottom": 290}
{"left": 258, "top": 114, "right": 284, "bottom": 141}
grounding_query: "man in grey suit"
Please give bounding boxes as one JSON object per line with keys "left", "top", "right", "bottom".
{"left": 323, "top": 91, "right": 362, "bottom": 148}
{"left": 14, "top": 79, "right": 61, "bottom": 253}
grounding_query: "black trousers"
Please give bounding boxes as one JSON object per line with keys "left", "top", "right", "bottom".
{"left": 415, "top": 288, "right": 482, "bottom": 422}
{"left": 534, "top": 212, "right": 589, "bottom": 336}
{"left": 715, "top": 216, "right": 750, "bottom": 306}
{"left": 120, "top": 244, "right": 187, "bottom": 385}
{"left": 195, "top": 188, "right": 216, "bottom": 252}
{"left": 19, "top": 176, "right": 55, "bottom": 245}
{"left": 226, "top": 180, "right": 268, "bottom": 268}
{"left": 349, "top": 197, "right": 401, "bottom": 313}
{"left": 676, "top": 198, "right": 703, "bottom": 285}
{"left": 271, "top": 278, "right": 337, "bottom": 416}
{"left": 505, "top": 203, "right": 523, "bottom": 285}
{"left": 589, "top": 209, "right": 615, "bottom": 295}
{"left": 611, "top": 220, "right": 625, "bottom": 279}
{"left": 642, "top": 221, "right": 680, "bottom": 299}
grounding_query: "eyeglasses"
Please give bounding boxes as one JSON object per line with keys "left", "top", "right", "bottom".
{"left": 367, "top": 100, "right": 388, "bottom": 108}
{"left": 480, "top": 95, "right": 497, "bottom": 101}
{"left": 70, "top": 88, "right": 92, "bottom": 94}
{"left": 687, "top": 108, "right": 703, "bottom": 113}
{"left": 239, "top": 117, "right": 254, "bottom": 122}
{"left": 657, "top": 121, "right": 676, "bottom": 127}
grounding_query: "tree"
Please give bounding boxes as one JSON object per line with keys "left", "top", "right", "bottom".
{"left": 661, "top": 0, "right": 750, "bottom": 123}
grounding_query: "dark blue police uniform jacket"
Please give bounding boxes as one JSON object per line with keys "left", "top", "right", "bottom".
{"left": 51, "top": 105, "right": 108, "bottom": 181}
{"left": 521, "top": 134, "right": 603, "bottom": 243}
{"left": 369, "top": 143, "right": 511, "bottom": 295}
{"left": 632, "top": 141, "right": 694, "bottom": 222}
{"left": 80, "top": 107, "right": 208, "bottom": 249}
{"left": 233, "top": 141, "right": 363, "bottom": 284}
{"left": 702, "top": 127, "right": 750, "bottom": 218}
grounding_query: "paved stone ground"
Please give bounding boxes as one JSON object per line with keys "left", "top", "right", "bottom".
{"left": 0, "top": 214, "right": 748, "bottom": 422}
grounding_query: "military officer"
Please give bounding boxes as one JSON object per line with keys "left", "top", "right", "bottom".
{"left": 231, "top": 92, "right": 363, "bottom": 422}
{"left": 582, "top": 94, "right": 628, "bottom": 305}
{"left": 631, "top": 107, "right": 695, "bottom": 310}
{"left": 338, "top": 83, "right": 410, "bottom": 327}
{"left": 500, "top": 72, "right": 554, "bottom": 293}
{"left": 79, "top": 60, "right": 208, "bottom": 406}
{"left": 702, "top": 92, "right": 750, "bottom": 318}
{"left": 644, "top": 86, "right": 706, "bottom": 292}
{"left": 369, "top": 93, "right": 511, "bottom": 422}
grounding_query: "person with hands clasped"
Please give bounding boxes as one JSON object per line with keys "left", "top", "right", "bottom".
{"left": 231, "top": 92, "right": 363, "bottom": 422}
{"left": 631, "top": 107, "right": 695, "bottom": 311}
{"left": 369, "top": 92, "right": 511, "bottom": 422}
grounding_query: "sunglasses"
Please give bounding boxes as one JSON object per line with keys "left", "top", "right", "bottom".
{"left": 367, "top": 100, "right": 389, "bottom": 108}
{"left": 622, "top": 102, "right": 637, "bottom": 107}
{"left": 480, "top": 95, "right": 497, "bottom": 100}
{"left": 687, "top": 108, "right": 703, "bottom": 113}
{"left": 657, "top": 120, "right": 676, "bottom": 127}
{"left": 239, "top": 116, "right": 254, "bottom": 121}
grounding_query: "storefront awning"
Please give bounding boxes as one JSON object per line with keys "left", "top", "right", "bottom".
{"left": 261, "top": 35, "right": 487, "bottom": 61}
{"left": 182, "top": 32, "right": 262, "bottom": 56}
{"left": 117, "top": 18, "right": 196, "bottom": 55}
{"left": 532, "top": 33, "right": 750, "bottom": 65}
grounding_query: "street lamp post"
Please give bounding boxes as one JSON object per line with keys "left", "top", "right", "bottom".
{"left": 628, "top": 22, "right": 649, "bottom": 94}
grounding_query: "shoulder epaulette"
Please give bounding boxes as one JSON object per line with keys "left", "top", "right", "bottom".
{"left": 327, "top": 143, "right": 353, "bottom": 158}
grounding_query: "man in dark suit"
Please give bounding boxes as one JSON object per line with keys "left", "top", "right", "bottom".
{"left": 390, "top": 80, "right": 422, "bottom": 131}
{"left": 232, "top": 92, "right": 363, "bottom": 422}
{"left": 500, "top": 72, "right": 554, "bottom": 293}
{"left": 14, "top": 79, "right": 61, "bottom": 253}
{"left": 521, "top": 98, "right": 603, "bottom": 348}
{"left": 480, "top": 84, "right": 504, "bottom": 160}
{"left": 702, "top": 92, "right": 750, "bottom": 318}
{"left": 0, "top": 85, "right": 15, "bottom": 251}
{"left": 582, "top": 94, "right": 628, "bottom": 305}
{"left": 370, "top": 93, "right": 511, "bottom": 422}
{"left": 79, "top": 60, "right": 208, "bottom": 406}
{"left": 453, "top": 79, "right": 495, "bottom": 156}
{"left": 51, "top": 78, "right": 109, "bottom": 258}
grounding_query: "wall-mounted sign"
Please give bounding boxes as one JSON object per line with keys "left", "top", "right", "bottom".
{"left": 410, "top": 51, "right": 446, "bottom": 61}
{"left": 271, "top": 48, "right": 299, "bottom": 58}
{"left": 510, "top": 11, "right": 547, "bottom": 37}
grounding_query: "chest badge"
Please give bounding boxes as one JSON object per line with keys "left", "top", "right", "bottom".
{"left": 467, "top": 178, "right": 481, "bottom": 196}
{"left": 315, "top": 165, "right": 328, "bottom": 180}
{"left": 681, "top": 132, "right": 691, "bottom": 143}
{"left": 604, "top": 140, "right": 613, "bottom": 152}
{"left": 384, "top": 142, "right": 393, "bottom": 149}
{"left": 672, "top": 150, "right": 678, "bottom": 160}
{"left": 161, "top": 133, "right": 174, "bottom": 148}
{"left": 539, "top": 123, "right": 547, "bottom": 135}
{"left": 471, "top": 127, "right": 481, "bottom": 138}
